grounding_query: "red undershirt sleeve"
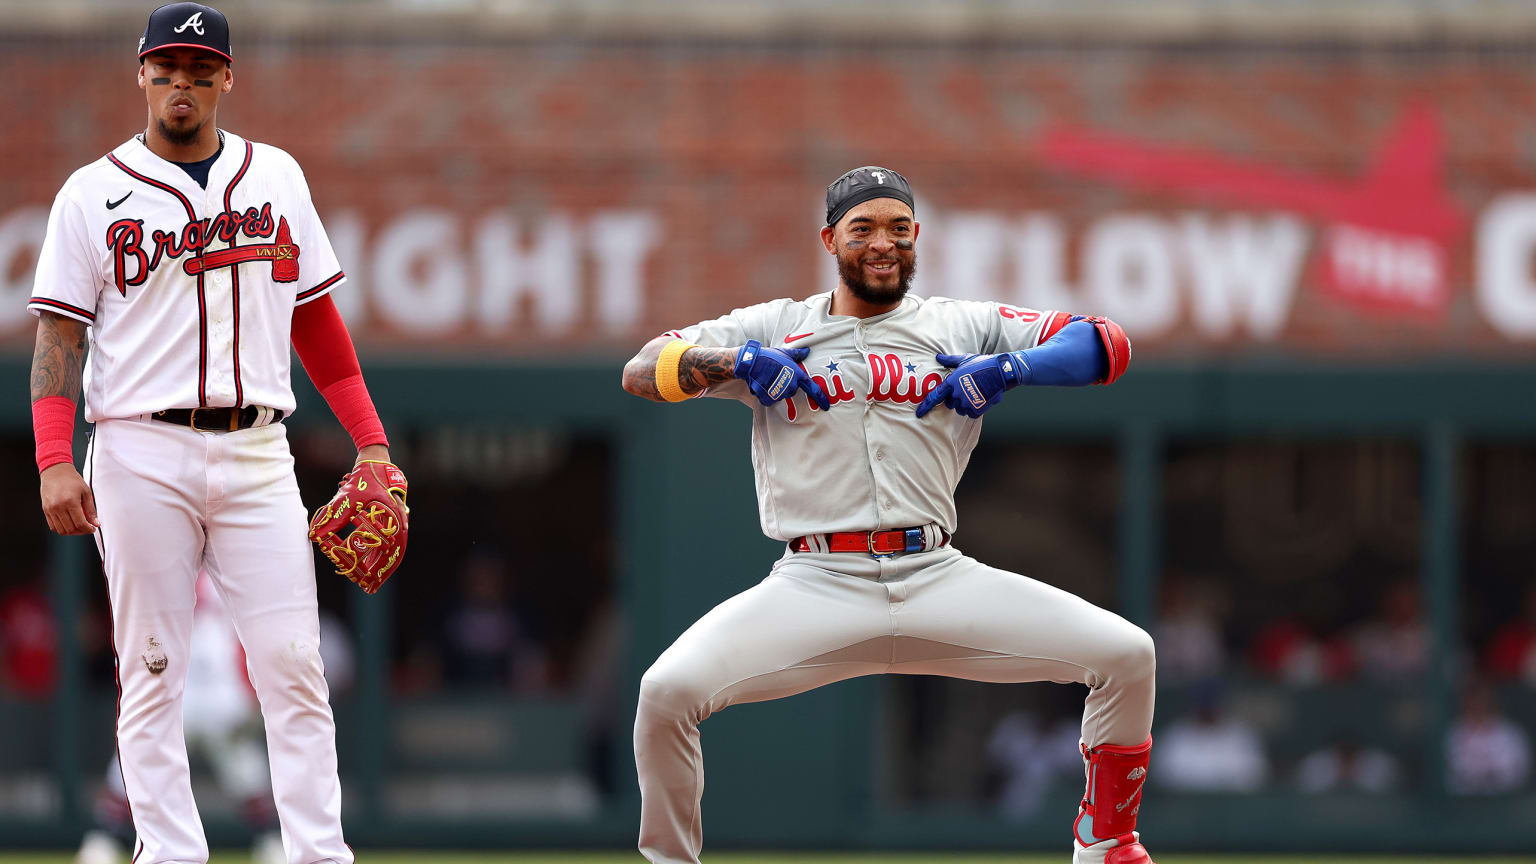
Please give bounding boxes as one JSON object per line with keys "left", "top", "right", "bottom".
{"left": 291, "top": 295, "right": 388, "bottom": 450}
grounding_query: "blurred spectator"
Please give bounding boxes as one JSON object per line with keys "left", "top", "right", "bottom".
{"left": 570, "top": 598, "right": 628, "bottom": 795}
{"left": 0, "top": 577, "right": 56, "bottom": 698}
{"left": 1351, "top": 581, "right": 1428, "bottom": 683}
{"left": 318, "top": 608, "right": 357, "bottom": 697}
{"left": 1250, "top": 618, "right": 1351, "bottom": 683}
{"left": 1156, "top": 684, "right": 1269, "bottom": 792}
{"left": 1447, "top": 681, "right": 1531, "bottom": 795}
{"left": 985, "top": 711, "right": 1082, "bottom": 821}
{"left": 1153, "top": 577, "right": 1225, "bottom": 684}
{"left": 393, "top": 642, "right": 444, "bottom": 694}
{"left": 439, "top": 549, "right": 547, "bottom": 690}
{"left": 1483, "top": 586, "right": 1536, "bottom": 683}
{"left": 1294, "top": 735, "right": 1403, "bottom": 794}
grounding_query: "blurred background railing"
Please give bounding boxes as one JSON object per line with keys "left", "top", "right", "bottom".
{"left": 1, "top": 0, "right": 1534, "bottom": 855}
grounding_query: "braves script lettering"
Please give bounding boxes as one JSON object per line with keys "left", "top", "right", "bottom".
{"left": 105, "top": 204, "right": 298, "bottom": 295}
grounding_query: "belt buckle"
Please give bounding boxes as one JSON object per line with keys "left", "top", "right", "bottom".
{"left": 188, "top": 407, "right": 236, "bottom": 432}
{"left": 868, "top": 530, "right": 895, "bottom": 559}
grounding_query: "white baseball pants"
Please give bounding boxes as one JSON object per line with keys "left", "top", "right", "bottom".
{"left": 85, "top": 418, "right": 352, "bottom": 864}
{"left": 634, "top": 545, "right": 1156, "bottom": 864}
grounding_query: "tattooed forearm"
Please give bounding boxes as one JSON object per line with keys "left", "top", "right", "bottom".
{"left": 620, "top": 336, "right": 739, "bottom": 402}
{"left": 620, "top": 337, "right": 670, "bottom": 400}
{"left": 30, "top": 312, "right": 88, "bottom": 402}
{"left": 677, "top": 347, "right": 736, "bottom": 392}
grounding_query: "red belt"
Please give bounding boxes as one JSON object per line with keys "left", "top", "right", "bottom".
{"left": 790, "top": 527, "right": 950, "bottom": 556}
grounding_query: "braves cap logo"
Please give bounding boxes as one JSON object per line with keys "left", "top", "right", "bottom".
{"left": 139, "top": 3, "right": 232, "bottom": 64}
{"left": 174, "top": 11, "right": 206, "bottom": 35}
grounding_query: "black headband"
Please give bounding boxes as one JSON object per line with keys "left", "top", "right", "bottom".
{"left": 825, "top": 166, "right": 915, "bottom": 227}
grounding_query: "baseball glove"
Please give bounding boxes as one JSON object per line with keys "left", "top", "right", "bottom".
{"left": 308, "top": 460, "right": 409, "bottom": 594}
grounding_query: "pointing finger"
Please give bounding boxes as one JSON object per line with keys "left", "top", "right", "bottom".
{"left": 801, "top": 374, "right": 831, "bottom": 410}
{"left": 916, "top": 382, "right": 949, "bottom": 418}
{"left": 935, "top": 353, "right": 967, "bottom": 368}
{"left": 784, "top": 346, "right": 810, "bottom": 362}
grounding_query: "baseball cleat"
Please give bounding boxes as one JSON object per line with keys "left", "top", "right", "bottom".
{"left": 251, "top": 830, "right": 286, "bottom": 864}
{"left": 74, "top": 830, "right": 126, "bottom": 864}
{"left": 1073, "top": 832, "right": 1156, "bottom": 864}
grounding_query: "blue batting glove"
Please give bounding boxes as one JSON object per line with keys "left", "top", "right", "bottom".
{"left": 733, "top": 340, "right": 831, "bottom": 410}
{"left": 915, "top": 351, "right": 1031, "bottom": 418}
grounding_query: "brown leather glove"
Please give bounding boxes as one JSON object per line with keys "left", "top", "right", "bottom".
{"left": 309, "top": 460, "right": 409, "bottom": 594}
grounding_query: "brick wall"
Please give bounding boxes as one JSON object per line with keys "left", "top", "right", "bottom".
{"left": 5, "top": 37, "right": 1536, "bottom": 356}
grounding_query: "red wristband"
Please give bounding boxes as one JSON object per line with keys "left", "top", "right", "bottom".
{"left": 320, "top": 375, "right": 388, "bottom": 450}
{"left": 33, "top": 396, "right": 77, "bottom": 473}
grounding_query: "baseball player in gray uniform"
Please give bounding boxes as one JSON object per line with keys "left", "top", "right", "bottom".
{"left": 622, "top": 167, "right": 1153, "bottom": 864}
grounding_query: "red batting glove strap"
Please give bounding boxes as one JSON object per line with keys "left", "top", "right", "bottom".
{"left": 32, "top": 396, "right": 77, "bottom": 473}
{"left": 320, "top": 375, "right": 389, "bottom": 450}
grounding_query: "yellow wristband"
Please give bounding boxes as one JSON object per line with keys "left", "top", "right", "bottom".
{"left": 655, "top": 339, "right": 698, "bottom": 402}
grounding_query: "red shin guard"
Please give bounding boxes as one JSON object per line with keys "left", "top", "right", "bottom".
{"left": 1075, "top": 736, "right": 1152, "bottom": 842}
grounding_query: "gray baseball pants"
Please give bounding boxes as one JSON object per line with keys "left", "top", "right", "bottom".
{"left": 634, "top": 545, "right": 1156, "bottom": 864}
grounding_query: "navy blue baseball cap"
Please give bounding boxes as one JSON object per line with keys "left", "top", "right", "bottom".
{"left": 139, "top": 3, "right": 232, "bottom": 64}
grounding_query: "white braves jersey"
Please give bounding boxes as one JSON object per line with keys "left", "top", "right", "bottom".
{"left": 669, "top": 292, "right": 1067, "bottom": 541}
{"left": 29, "top": 131, "right": 345, "bottom": 422}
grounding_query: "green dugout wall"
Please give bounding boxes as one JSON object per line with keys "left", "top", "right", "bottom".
{"left": 6, "top": 358, "right": 1536, "bottom": 853}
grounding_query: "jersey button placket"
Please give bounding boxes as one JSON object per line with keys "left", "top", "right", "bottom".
{"left": 853, "top": 323, "right": 884, "bottom": 526}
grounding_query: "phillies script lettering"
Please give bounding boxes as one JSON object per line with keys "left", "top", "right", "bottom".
{"left": 783, "top": 352, "right": 944, "bottom": 421}
{"left": 105, "top": 203, "right": 300, "bottom": 295}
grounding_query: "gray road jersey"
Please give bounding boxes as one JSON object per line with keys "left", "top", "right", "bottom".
{"left": 669, "top": 292, "right": 1060, "bottom": 541}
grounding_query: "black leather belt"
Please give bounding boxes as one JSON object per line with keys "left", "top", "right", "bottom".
{"left": 152, "top": 406, "right": 284, "bottom": 433}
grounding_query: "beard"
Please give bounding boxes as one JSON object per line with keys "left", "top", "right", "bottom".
{"left": 838, "top": 249, "right": 917, "bottom": 306}
{"left": 156, "top": 115, "right": 205, "bottom": 147}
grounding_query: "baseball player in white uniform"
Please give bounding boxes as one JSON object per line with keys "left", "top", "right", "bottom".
{"left": 29, "top": 5, "right": 395, "bottom": 863}
{"left": 622, "top": 166, "right": 1155, "bottom": 864}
